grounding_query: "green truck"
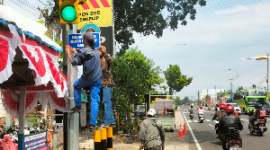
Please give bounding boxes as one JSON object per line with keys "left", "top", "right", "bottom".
{"left": 233, "top": 89, "right": 268, "bottom": 114}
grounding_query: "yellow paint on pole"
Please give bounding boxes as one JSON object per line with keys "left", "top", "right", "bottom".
{"left": 101, "top": 128, "right": 107, "bottom": 140}
{"left": 107, "top": 127, "right": 113, "bottom": 138}
{"left": 94, "top": 130, "right": 101, "bottom": 142}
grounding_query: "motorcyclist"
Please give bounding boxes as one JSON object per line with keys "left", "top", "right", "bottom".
{"left": 198, "top": 105, "right": 204, "bottom": 119}
{"left": 189, "top": 104, "right": 194, "bottom": 114}
{"left": 249, "top": 103, "right": 265, "bottom": 127}
{"left": 219, "top": 105, "right": 243, "bottom": 149}
{"left": 212, "top": 103, "right": 227, "bottom": 138}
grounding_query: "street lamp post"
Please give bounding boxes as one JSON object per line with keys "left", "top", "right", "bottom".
{"left": 241, "top": 53, "right": 269, "bottom": 100}
{"left": 267, "top": 53, "right": 269, "bottom": 100}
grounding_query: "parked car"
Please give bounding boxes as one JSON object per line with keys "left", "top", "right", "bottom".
{"left": 226, "top": 103, "right": 241, "bottom": 115}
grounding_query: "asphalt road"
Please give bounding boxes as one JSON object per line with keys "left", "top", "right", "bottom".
{"left": 180, "top": 106, "right": 270, "bottom": 150}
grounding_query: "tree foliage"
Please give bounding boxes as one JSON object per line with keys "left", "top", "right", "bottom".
{"left": 236, "top": 86, "right": 244, "bottom": 92}
{"left": 163, "top": 64, "right": 193, "bottom": 95}
{"left": 40, "top": 0, "right": 206, "bottom": 52}
{"left": 112, "top": 47, "right": 163, "bottom": 130}
{"left": 174, "top": 96, "right": 191, "bottom": 105}
{"left": 204, "top": 94, "right": 211, "bottom": 102}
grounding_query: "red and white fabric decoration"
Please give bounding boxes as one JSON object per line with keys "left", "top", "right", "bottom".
{"left": 0, "top": 22, "right": 69, "bottom": 113}
{"left": 1, "top": 86, "right": 68, "bottom": 116}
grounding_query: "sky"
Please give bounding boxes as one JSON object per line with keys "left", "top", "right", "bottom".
{"left": 3, "top": 0, "right": 270, "bottom": 100}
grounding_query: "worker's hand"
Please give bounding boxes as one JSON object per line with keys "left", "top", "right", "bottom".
{"left": 65, "top": 45, "right": 71, "bottom": 53}
{"left": 98, "top": 45, "right": 106, "bottom": 55}
{"left": 139, "top": 144, "right": 144, "bottom": 150}
{"left": 162, "top": 144, "right": 165, "bottom": 150}
{"left": 70, "top": 47, "right": 77, "bottom": 53}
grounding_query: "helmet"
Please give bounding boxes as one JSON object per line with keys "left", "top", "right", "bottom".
{"left": 226, "top": 105, "right": 234, "bottom": 113}
{"left": 254, "top": 103, "right": 262, "bottom": 109}
{"left": 191, "top": 103, "right": 194, "bottom": 106}
{"left": 147, "top": 109, "right": 156, "bottom": 116}
{"left": 219, "top": 103, "right": 226, "bottom": 109}
{"left": 200, "top": 106, "right": 203, "bottom": 109}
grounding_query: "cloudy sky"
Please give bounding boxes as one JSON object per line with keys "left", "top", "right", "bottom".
{"left": 4, "top": 0, "right": 270, "bottom": 99}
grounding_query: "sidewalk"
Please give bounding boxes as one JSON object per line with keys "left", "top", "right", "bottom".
{"left": 78, "top": 107, "right": 189, "bottom": 150}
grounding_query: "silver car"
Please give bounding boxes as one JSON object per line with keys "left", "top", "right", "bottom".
{"left": 226, "top": 103, "right": 241, "bottom": 115}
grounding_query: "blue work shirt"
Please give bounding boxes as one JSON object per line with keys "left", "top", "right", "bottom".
{"left": 71, "top": 46, "right": 102, "bottom": 81}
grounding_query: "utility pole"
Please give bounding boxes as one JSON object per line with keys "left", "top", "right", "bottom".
{"left": 229, "top": 79, "right": 234, "bottom": 96}
{"left": 267, "top": 53, "right": 269, "bottom": 100}
{"left": 213, "top": 85, "right": 217, "bottom": 105}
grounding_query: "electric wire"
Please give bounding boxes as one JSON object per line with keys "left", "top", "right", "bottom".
{"left": 8, "top": 0, "right": 40, "bottom": 18}
{"left": 17, "top": 0, "right": 40, "bottom": 13}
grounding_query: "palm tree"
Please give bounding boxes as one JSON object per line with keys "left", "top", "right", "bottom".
{"left": 204, "top": 94, "right": 211, "bottom": 103}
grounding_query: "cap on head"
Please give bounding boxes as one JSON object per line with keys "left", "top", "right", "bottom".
{"left": 147, "top": 109, "right": 156, "bottom": 116}
{"left": 81, "top": 32, "right": 94, "bottom": 41}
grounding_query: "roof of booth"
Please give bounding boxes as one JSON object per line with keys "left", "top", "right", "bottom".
{"left": 0, "top": 5, "right": 62, "bottom": 52}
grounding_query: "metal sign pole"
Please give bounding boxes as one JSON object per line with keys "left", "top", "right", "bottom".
{"left": 67, "top": 24, "right": 79, "bottom": 150}
{"left": 18, "top": 86, "right": 26, "bottom": 150}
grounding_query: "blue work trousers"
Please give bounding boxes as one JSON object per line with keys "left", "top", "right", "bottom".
{"left": 74, "top": 78, "right": 102, "bottom": 126}
{"left": 101, "top": 86, "right": 115, "bottom": 126}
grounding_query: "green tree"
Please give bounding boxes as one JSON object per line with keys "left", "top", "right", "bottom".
{"left": 173, "top": 96, "right": 181, "bottom": 105}
{"left": 164, "top": 64, "right": 193, "bottom": 95}
{"left": 39, "top": 0, "right": 206, "bottom": 52}
{"left": 183, "top": 96, "right": 190, "bottom": 104}
{"left": 236, "top": 86, "right": 244, "bottom": 92}
{"left": 112, "top": 47, "right": 163, "bottom": 131}
{"left": 204, "top": 94, "right": 211, "bottom": 102}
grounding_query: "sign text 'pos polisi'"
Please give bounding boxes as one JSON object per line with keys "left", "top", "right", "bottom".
{"left": 77, "top": 0, "right": 112, "bottom": 29}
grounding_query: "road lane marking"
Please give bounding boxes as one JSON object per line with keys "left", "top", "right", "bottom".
{"left": 180, "top": 109, "right": 202, "bottom": 150}
{"left": 188, "top": 120, "right": 192, "bottom": 123}
{"left": 209, "top": 124, "right": 213, "bottom": 127}
{"left": 183, "top": 112, "right": 189, "bottom": 113}
{"left": 206, "top": 119, "right": 210, "bottom": 122}
{"left": 194, "top": 120, "right": 198, "bottom": 122}
{"left": 214, "top": 120, "right": 219, "bottom": 124}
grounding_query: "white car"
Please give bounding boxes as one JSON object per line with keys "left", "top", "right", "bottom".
{"left": 226, "top": 103, "right": 241, "bottom": 115}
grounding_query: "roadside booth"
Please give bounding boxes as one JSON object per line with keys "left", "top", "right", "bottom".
{"left": 0, "top": 5, "right": 68, "bottom": 150}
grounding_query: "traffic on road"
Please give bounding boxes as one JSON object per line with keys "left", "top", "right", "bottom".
{"left": 181, "top": 105, "right": 270, "bottom": 150}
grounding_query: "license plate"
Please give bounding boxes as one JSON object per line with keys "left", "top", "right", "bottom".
{"left": 259, "top": 126, "right": 265, "bottom": 129}
{"left": 229, "top": 146, "right": 241, "bottom": 150}
{"left": 228, "top": 127, "right": 235, "bottom": 129}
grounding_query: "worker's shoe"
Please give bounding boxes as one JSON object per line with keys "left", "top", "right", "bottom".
{"left": 101, "top": 124, "right": 110, "bottom": 129}
{"left": 71, "top": 106, "right": 82, "bottom": 113}
{"left": 110, "top": 124, "right": 115, "bottom": 127}
{"left": 90, "top": 125, "right": 98, "bottom": 132}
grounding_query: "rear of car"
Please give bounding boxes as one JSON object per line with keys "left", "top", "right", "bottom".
{"left": 226, "top": 103, "right": 241, "bottom": 115}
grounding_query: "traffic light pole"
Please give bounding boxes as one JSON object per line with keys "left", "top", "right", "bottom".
{"left": 62, "top": 24, "right": 79, "bottom": 150}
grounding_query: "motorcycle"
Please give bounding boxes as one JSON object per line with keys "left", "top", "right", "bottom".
{"left": 198, "top": 114, "right": 204, "bottom": 123}
{"left": 222, "top": 124, "right": 243, "bottom": 150}
{"left": 223, "top": 128, "right": 241, "bottom": 150}
{"left": 0, "top": 126, "right": 18, "bottom": 150}
{"left": 189, "top": 113, "right": 194, "bottom": 119}
{"left": 208, "top": 107, "right": 211, "bottom": 111}
{"left": 249, "top": 118, "right": 267, "bottom": 136}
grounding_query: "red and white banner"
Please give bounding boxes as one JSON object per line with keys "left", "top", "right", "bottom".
{"left": 0, "top": 23, "right": 68, "bottom": 113}
{"left": 1, "top": 86, "right": 67, "bottom": 116}
{"left": 0, "top": 24, "right": 68, "bottom": 98}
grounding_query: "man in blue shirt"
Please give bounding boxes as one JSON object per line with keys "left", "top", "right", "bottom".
{"left": 65, "top": 32, "right": 102, "bottom": 131}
